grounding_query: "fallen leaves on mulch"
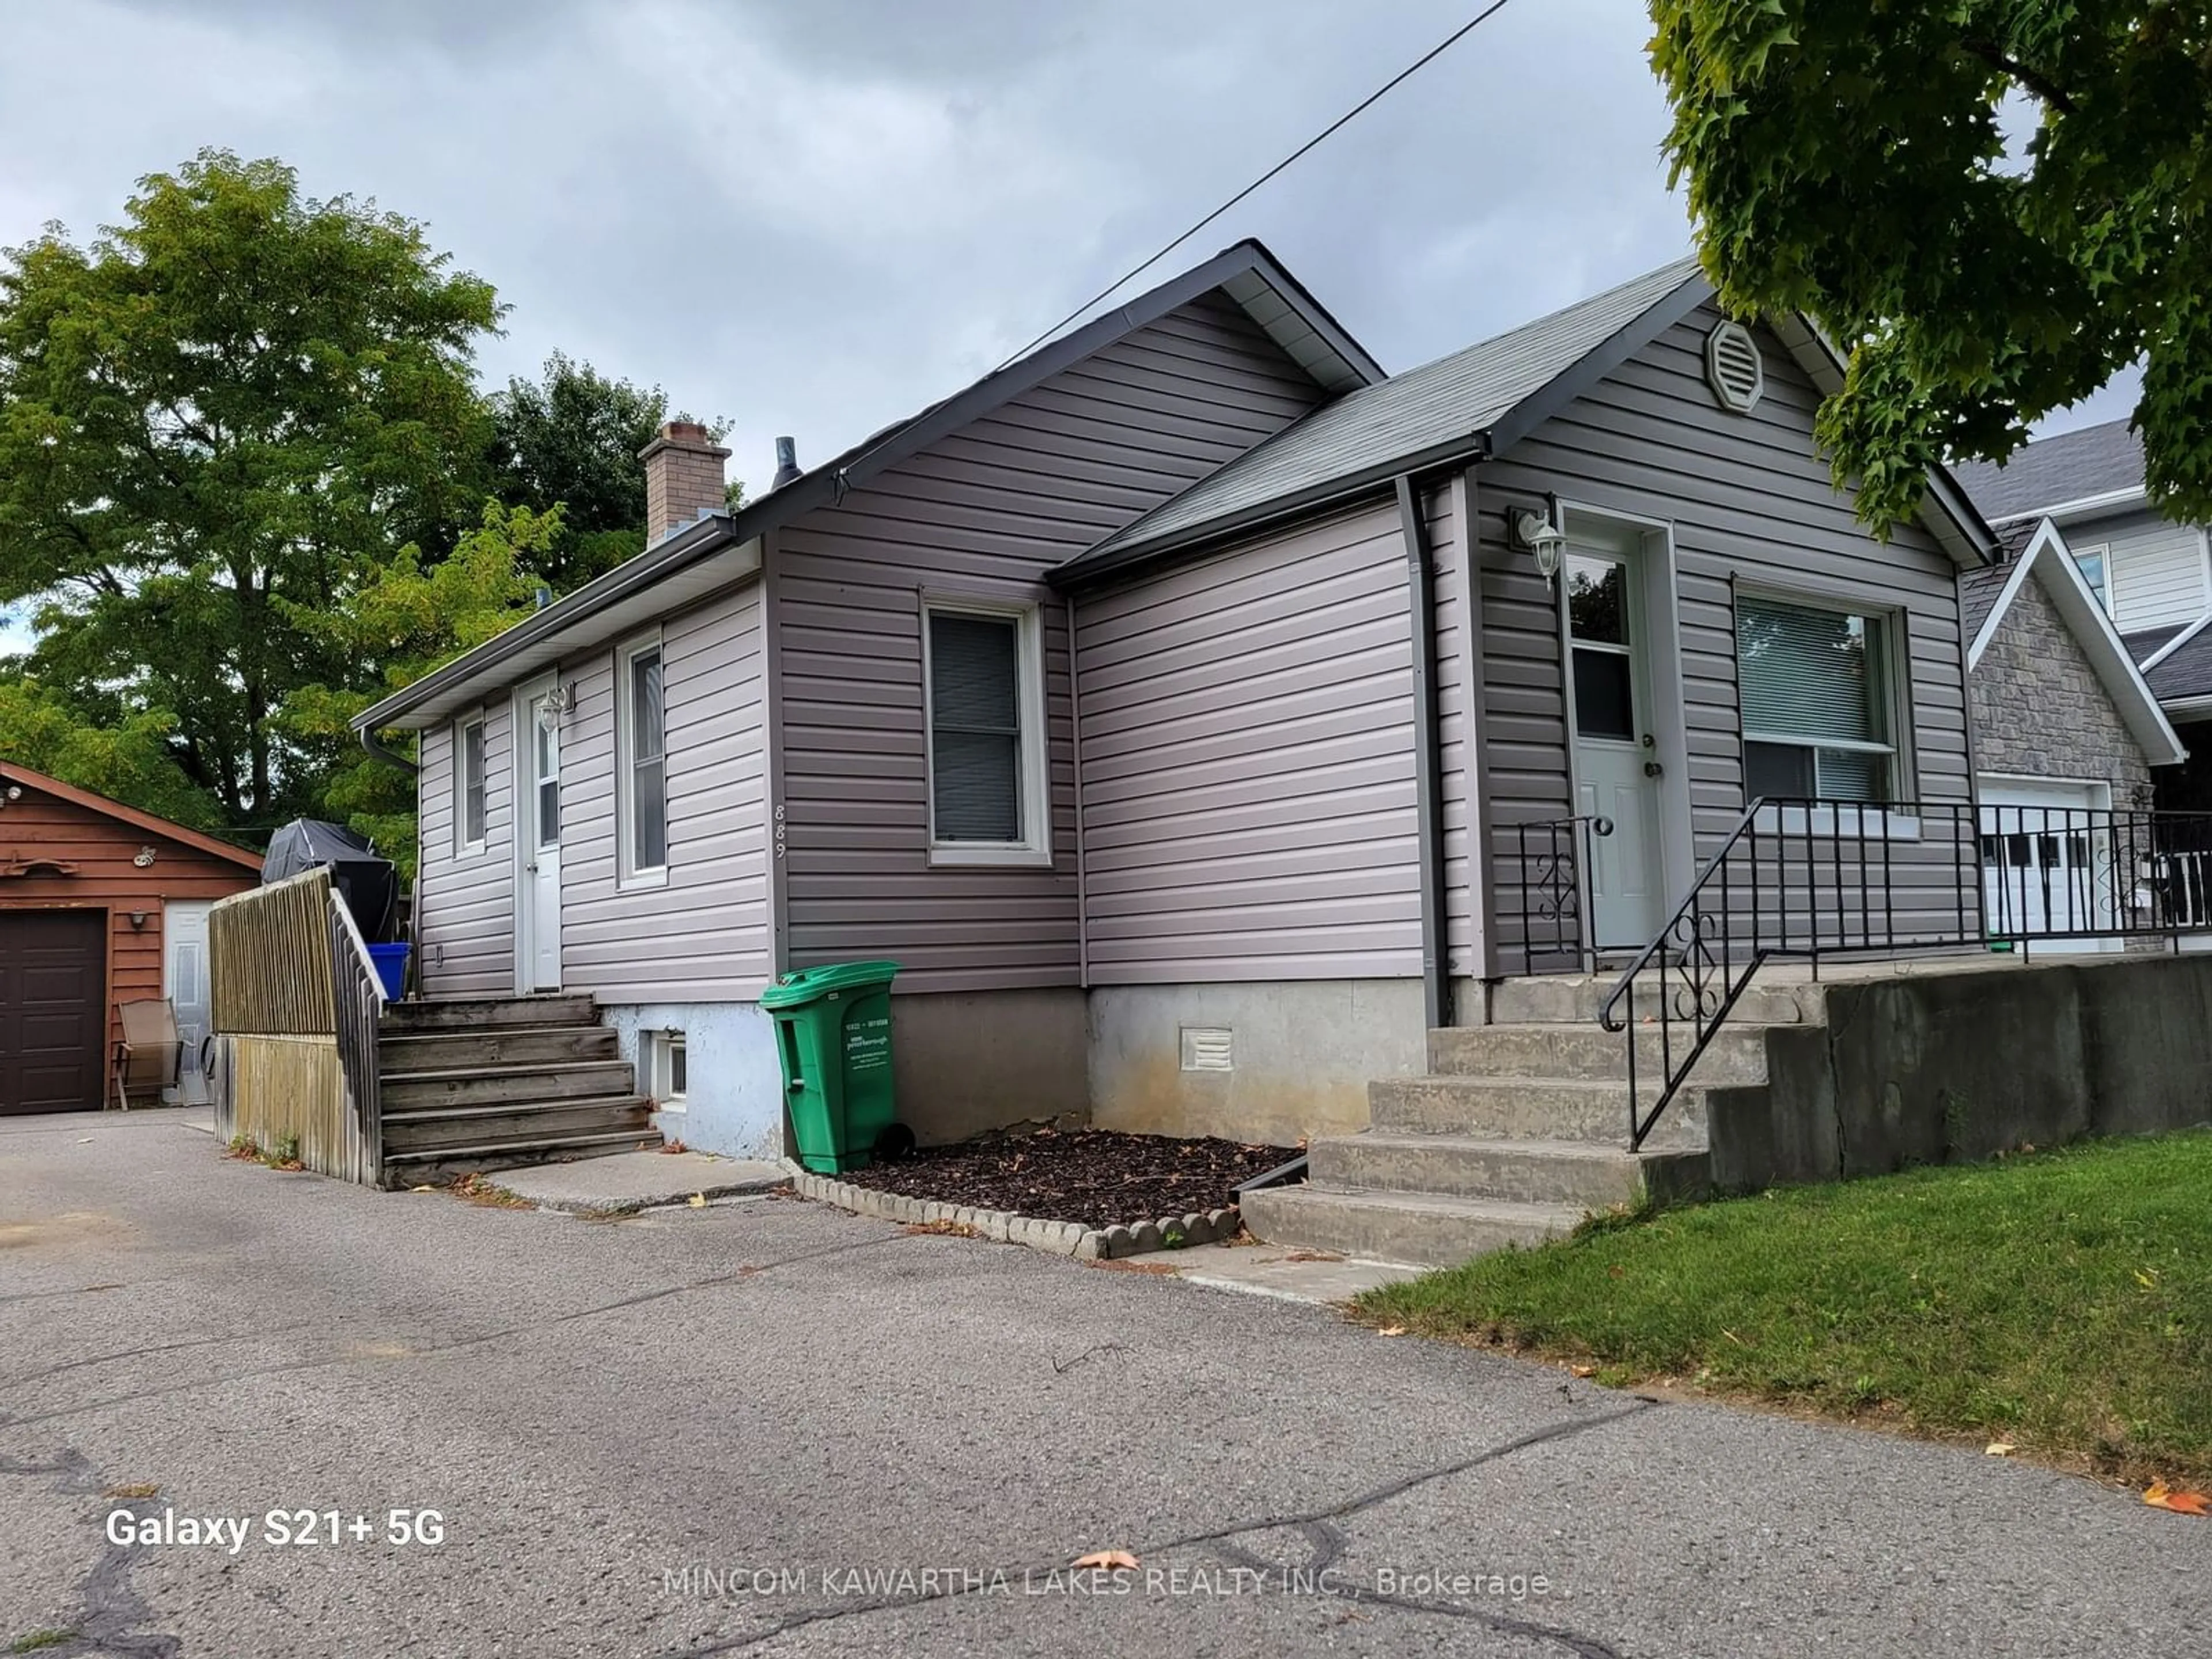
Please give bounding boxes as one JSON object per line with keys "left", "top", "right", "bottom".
{"left": 842, "top": 1128, "right": 1293, "bottom": 1231}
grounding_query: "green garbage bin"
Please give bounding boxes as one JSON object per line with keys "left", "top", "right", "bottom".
{"left": 761, "top": 960, "right": 902, "bottom": 1173}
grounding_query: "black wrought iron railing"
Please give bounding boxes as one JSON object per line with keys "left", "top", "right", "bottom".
{"left": 1506, "top": 813, "right": 1614, "bottom": 975}
{"left": 1599, "top": 797, "right": 2212, "bottom": 1150}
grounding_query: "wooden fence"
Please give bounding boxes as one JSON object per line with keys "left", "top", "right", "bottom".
{"left": 209, "top": 869, "right": 384, "bottom": 1185}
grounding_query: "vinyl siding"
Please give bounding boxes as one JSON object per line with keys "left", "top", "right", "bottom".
{"left": 1476, "top": 301, "right": 1975, "bottom": 968}
{"left": 1075, "top": 497, "right": 1425, "bottom": 983}
{"left": 1430, "top": 472, "right": 1480, "bottom": 974}
{"left": 2082, "top": 508, "right": 2210, "bottom": 634}
{"left": 773, "top": 291, "right": 1330, "bottom": 994}
{"left": 558, "top": 582, "right": 771, "bottom": 1002}
{"left": 415, "top": 703, "right": 517, "bottom": 997}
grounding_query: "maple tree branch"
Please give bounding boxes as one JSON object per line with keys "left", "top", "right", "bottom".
{"left": 1963, "top": 38, "right": 2079, "bottom": 114}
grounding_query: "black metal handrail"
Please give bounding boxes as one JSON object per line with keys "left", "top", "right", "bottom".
{"left": 1599, "top": 796, "right": 2212, "bottom": 1150}
{"left": 1506, "top": 813, "right": 1613, "bottom": 976}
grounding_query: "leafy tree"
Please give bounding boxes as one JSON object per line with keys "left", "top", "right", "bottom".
{"left": 488, "top": 353, "right": 735, "bottom": 588}
{"left": 0, "top": 670, "right": 225, "bottom": 830}
{"left": 0, "top": 149, "right": 502, "bottom": 830}
{"left": 1647, "top": 3, "right": 2212, "bottom": 531}
{"left": 281, "top": 501, "right": 557, "bottom": 876}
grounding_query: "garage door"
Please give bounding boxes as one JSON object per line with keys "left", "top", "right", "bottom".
{"left": 1977, "top": 778, "right": 2119, "bottom": 952}
{"left": 0, "top": 910, "right": 107, "bottom": 1113}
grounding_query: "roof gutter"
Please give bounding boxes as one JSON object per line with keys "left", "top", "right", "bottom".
{"left": 1396, "top": 471, "right": 1452, "bottom": 1031}
{"left": 359, "top": 725, "right": 421, "bottom": 777}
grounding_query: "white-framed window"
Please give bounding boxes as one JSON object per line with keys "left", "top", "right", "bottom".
{"left": 2073, "top": 543, "right": 2111, "bottom": 614}
{"left": 648, "top": 1029, "right": 687, "bottom": 1111}
{"left": 617, "top": 634, "right": 669, "bottom": 886}
{"left": 1736, "top": 593, "right": 1904, "bottom": 805}
{"left": 456, "top": 714, "right": 487, "bottom": 854}
{"left": 922, "top": 596, "right": 1050, "bottom": 867}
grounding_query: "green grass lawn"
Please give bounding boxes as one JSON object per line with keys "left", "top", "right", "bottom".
{"left": 1356, "top": 1130, "right": 2212, "bottom": 1482}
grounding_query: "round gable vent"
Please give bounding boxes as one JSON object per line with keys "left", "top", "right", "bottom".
{"left": 1705, "top": 320, "right": 1764, "bottom": 413}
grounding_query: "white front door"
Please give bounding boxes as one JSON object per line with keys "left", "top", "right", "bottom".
{"left": 164, "top": 900, "right": 213, "bottom": 1105}
{"left": 514, "top": 678, "right": 564, "bottom": 992}
{"left": 1567, "top": 546, "right": 1664, "bottom": 950}
{"left": 1978, "top": 778, "right": 2120, "bottom": 953}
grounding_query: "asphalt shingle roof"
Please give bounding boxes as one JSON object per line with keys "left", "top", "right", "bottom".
{"left": 2123, "top": 623, "right": 2187, "bottom": 666}
{"left": 1952, "top": 419, "right": 2143, "bottom": 521}
{"left": 1061, "top": 256, "right": 1706, "bottom": 573}
{"left": 1959, "top": 563, "right": 2011, "bottom": 646}
{"left": 2142, "top": 620, "right": 2212, "bottom": 702}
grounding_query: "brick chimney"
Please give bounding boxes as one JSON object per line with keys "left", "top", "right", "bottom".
{"left": 639, "top": 420, "right": 732, "bottom": 547}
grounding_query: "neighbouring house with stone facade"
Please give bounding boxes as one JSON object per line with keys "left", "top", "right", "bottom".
{"left": 1958, "top": 515, "right": 2184, "bottom": 944}
{"left": 1955, "top": 420, "right": 2212, "bottom": 813}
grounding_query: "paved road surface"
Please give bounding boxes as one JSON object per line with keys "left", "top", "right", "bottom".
{"left": 2, "top": 1110, "right": 2203, "bottom": 1657}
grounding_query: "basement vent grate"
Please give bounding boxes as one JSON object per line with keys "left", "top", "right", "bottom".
{"left": 1705, "top": 319, "right": 1764, "bottom": 413}
{"left": 1179, "top": 1027, "right": 1234, "bottom": 1072}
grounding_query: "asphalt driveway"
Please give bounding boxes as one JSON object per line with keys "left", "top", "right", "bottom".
{"left": 2, "top": 1110, "right": 2204, "bottom": 1658}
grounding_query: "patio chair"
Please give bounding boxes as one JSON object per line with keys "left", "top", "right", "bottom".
{"left": 112, "top": 998, "right": 181, "bottom": 1109}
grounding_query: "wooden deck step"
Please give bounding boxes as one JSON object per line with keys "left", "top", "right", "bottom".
{"left": 381, "top": 1095, "right": 656, "bottom": 1155}
{"left": 379, "top": 1125, "right": 664, "bottom": 1187}
{"left": 380, "top": 993, "right": 598, "bottom": 1033}
{"left": 379, "top": 1024, "right": 619, "bottom": 1074}
{"left": 381, "top": 1060, "right": 635, "bottom": 1111}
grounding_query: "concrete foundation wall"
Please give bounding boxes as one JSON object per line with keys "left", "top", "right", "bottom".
{"left": 609, "top": 988, "right": 1090, "bottom": 1158}
{"left": 891, "top": 987, "right": 1091, "bottom": 1146}
{"left": 1088, "top": 979, "right": 1427, "bottom": 1146}
{"left": 603, "top": 1002, "right": 784, "bottom": 1162}
{"left": 1711, "top": 955, "right": 2212, "bottom": 1188}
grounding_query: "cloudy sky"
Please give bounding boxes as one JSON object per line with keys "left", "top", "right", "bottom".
{"left": 1, "top": 0, "right": 2135, "bottom": 555}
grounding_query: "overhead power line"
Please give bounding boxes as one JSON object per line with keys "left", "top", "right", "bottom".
{"left": 995, "top": 0, "right": 1519, "bottom": 371}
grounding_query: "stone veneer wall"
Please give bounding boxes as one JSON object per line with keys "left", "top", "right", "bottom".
{"left": 1968, "top": 571, "right": 2152, "bottom": 802}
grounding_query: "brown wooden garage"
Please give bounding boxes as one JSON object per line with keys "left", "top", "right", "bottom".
{"left": 0, "top": 763, "right": 263, "bottom": 1113}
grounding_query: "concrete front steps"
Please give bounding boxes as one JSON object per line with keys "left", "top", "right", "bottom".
{"left": 376, "top": 993, "right": 659, "bottom": 1185}
{"left": 1241, "top": 974, "right": 1819, "bottom": 1269}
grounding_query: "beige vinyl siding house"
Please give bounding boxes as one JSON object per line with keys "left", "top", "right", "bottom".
{"left": 365, "top": 242, "right": 2001, "bottom": 1154}
{"left": 413, "top": 704, "right": 516, "bottom": 999}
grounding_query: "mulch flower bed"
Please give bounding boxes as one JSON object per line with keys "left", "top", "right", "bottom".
{"left": 843, "top": 1128, "right": 1294, "bottom": 1232}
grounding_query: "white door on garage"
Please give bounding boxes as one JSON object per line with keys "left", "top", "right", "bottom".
{"left": 164, "top": 900, "right": 213, "bottom": 1105}
{"left": 1978, "top": 777, "right": 2120, "bottom": 953}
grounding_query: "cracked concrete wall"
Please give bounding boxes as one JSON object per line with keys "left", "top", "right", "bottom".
{"left": 1710, "top": 955, "right": 2212, "bottom": 1188}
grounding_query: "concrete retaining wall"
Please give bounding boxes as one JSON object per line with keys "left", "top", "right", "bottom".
{"left": 1088, "top": 979, "right": 1426, "bottom": 1145}
{"left": 1711, "top": 954, "right": 2212, "bottom": 1188}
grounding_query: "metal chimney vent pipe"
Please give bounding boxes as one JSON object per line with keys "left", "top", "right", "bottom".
{"left": 772, "top": 435, "right": 802, "bottom": 490}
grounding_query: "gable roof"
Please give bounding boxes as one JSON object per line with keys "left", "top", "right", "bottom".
{"left": 1054, "top": 260, "right": 1995, "bottom": 584}
{"left": 0, "top": 760, "right": 264, "bottom": 870}
{"left": 354, "top": 240, "right": 1381, "bottom": 736}
{"left": 1963, "top": 518, "right": 2185, "bottom": 764}
{"left": 1952, "top": 418, "right": 2145, "bottom": 522}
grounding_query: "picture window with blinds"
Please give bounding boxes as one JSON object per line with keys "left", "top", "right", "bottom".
{"left": 1736, "top": 594, "right": 1900, "bottom": 804}
{"left": 924, "top": 600, "right": 1050, "bottom": 866}
{"left": 618, "top": 636, "right": 668, "bottom": 884}
{"left": 456, "top": 715, "right": 487, "bottom": 853}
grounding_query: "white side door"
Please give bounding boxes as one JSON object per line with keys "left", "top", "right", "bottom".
{"left": 1978, "top": 778, "right": 2119, "bottom": 953}
{"left": 513, "top": 678, "right": 564, "bottom": 992}
{"left": 1566, "top": 547, "right": 1664, "bottom": 950}
{"left": 164, "top": 900, "right": 213, "bottom": 1105}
